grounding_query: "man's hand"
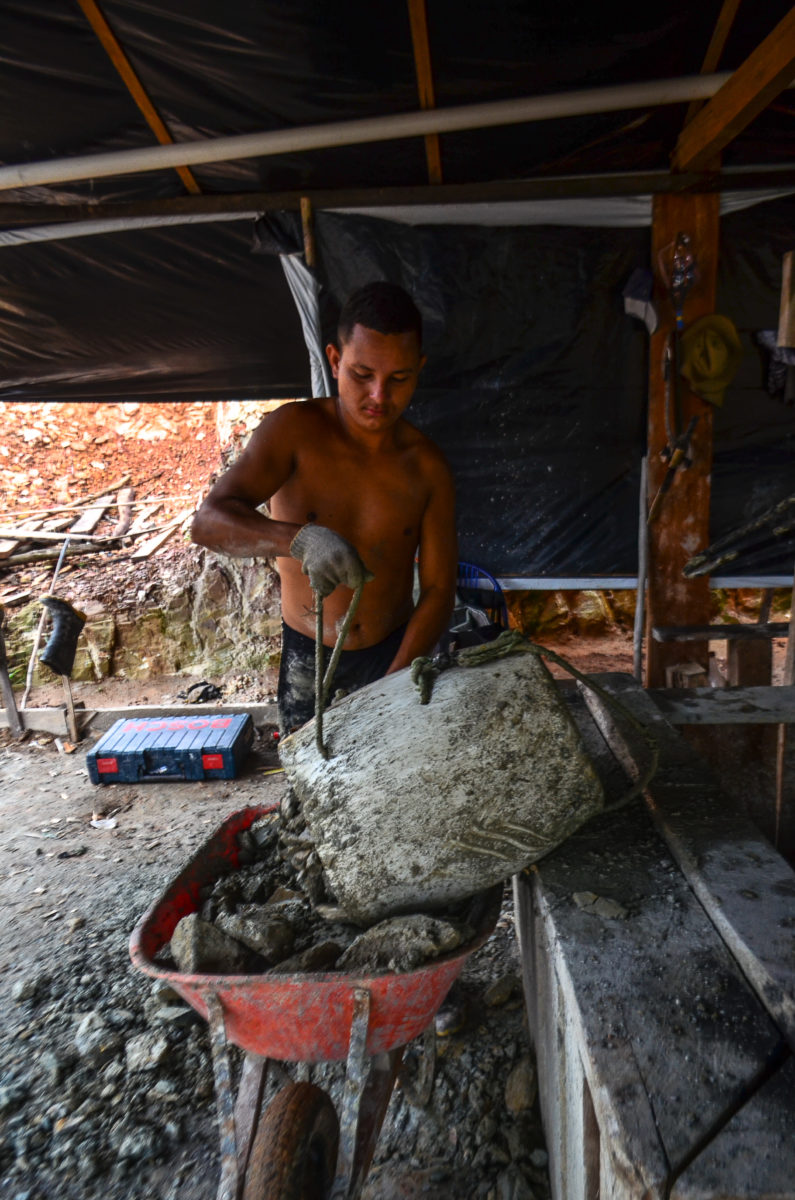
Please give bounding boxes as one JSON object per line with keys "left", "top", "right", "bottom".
{"left": 289, "top": 524, "right": 374, "bottom": 598}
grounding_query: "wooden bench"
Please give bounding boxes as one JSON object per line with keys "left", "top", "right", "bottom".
{"left": 651, "top": 622, "right": 790, "bottom": 688}
{"left": 514, "top": 674, "right": 795, "bottom": 1200}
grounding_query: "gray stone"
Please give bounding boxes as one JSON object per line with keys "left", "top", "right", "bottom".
{"left": 11, "top": 975, "right": 44, "bottom": 1003}
{"left": 169, "top": 912, "right": 253, "bottom": 974}
{"left": 149, "top": 980, "right": 183, "bottom": 1006}
{"left": 74, "top": 1013, "right": 122, "bottom": 1064}
{"left": 475, "top": 1114, "right": 497, "bottom": 1147}
{"left": 505, "top": 1057, "right": 537, "bottom": 1114}
{"left": 125, "top": 1032, "right": 170, "bottom": 1072}
{"left": 216, "top": 906, "right": 295, "bottom": 964}
{"left": 105, "top": 1008, "right": 136, "bottom": 1028}
{"left": 338, "top": 915, "right": 470, "bottom": 974}
{"left": 117, "top": 1126, "right": 160, "bottom": 1161}
{"left": 148, "top": 1079, "right": 179, "bottom": 1103}
{"left": 38, "top": 1049, "right": 69, "bottom": 1086}
{"left": 145, "top": 1001, "right": 201, "bottom": 1028}
{"left": 484, "top": 974, "right": 520, "bottom": 1008}
{"left": 269, "top": 940, "right": 342, "bottom": 974}
{"left": 0, "top": 1082, "right": 29, "bottom": 1115}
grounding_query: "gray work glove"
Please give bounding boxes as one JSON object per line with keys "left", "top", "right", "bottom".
{"left": 289, "top": 523, "right": 374, "bottom": 598}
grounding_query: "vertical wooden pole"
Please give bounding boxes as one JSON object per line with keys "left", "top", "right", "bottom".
{"left": 300, "top": 196, "right": 316, "bottom": 269}
{"left": 645, "top": 193, "right": 720, "bottom": 687}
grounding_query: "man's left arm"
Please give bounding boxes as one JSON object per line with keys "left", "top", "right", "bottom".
{"left": 385, "top": 458, "right": 457, "bottom": 674}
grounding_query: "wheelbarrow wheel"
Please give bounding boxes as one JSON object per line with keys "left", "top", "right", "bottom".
{"left": 243, "top": 1081, "right": 339, "bottom": 1200}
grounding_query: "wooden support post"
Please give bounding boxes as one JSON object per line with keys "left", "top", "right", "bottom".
{"left": 645, "top": 192, "right": 719, "bottom": 687}
{"left": 299, "top": 196, "right": 316, "bottom": 269}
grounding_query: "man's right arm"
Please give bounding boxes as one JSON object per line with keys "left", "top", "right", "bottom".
{"left": 191, "top": 404, "right": 302, "bottom": 559}
{"left": 191, "top": 403, "right": 372, "bottom": 597}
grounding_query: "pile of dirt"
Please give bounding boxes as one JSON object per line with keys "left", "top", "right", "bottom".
{"left": 0, "top": 400, "right": 221, "bottom": 614}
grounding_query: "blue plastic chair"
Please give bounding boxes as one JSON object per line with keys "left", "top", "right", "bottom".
{"left": 456, "top": 562, "right": 509, "bottom": 630}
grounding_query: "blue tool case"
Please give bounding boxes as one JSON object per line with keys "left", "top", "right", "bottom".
{"left": 86, "top": 713, "right": 253, "bottom": 784}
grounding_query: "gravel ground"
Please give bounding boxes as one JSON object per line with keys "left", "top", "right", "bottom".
{"left": 0, "top": 724, "right": 549, "bottom": 1200}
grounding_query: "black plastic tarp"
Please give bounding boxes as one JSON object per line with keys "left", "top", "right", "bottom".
{"left": 0, "top": 220, "right": 309, "bottom": 402}
{"left": 311, "top": 200, "right": 795, "bottom": 578}
{"left": 4, "top": 1, "right": 794, "bottom": 206}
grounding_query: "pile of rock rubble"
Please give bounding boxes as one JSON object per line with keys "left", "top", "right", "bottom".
{"left": 165, "top": 811, "right": 483, "bottom": 980}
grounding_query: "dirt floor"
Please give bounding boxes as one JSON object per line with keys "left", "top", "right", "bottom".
{"left": 0, "top": 717, "right": 545, "bottom": 1200}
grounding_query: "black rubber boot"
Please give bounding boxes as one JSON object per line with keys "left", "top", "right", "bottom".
{"left": 39, "top": 595, "right": 86, "bottom": 677}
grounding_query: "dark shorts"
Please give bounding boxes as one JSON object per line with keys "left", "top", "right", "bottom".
{"left": 277, "top": 620, "right": 407, "bottom": 735}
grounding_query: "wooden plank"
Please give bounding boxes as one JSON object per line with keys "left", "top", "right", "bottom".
{"left": 650, "top": 684, "right": 795, "bottom": 726}
{"left": 110, "top": 486, "right": 136, "bottom": 538}
{"left": 75, "top": 0, "right": 200, "bottom": 195}
{"left": 0, "top": 527, "right": 99, "bottom": 544}
{"left": 85, "top": 702, "right": 278, "bottom": 732}
{"left": 673, "top": 8, "right": 795, "bottom": 173}
{"left": 6, "top": 166, "right": 795, "bottom": 231}
{"left": 407, "top": 0, "right": 443, "bottom": 184}
{"left": 0, "top": 518, "right": 44, "bottom": 559}
{"left": 128, "top": 501, "right": 162, "bottom": 535}
{"left": 0, "top": 707, "right": 70, "bottom": 736}
{"left": 580, "top": 672, "right": 795, "bottom": 1053}
{"left": 646, "top": 193, "right": 719, "bottom": 687}
{"left": 671, "top": 1055, "right": 795, "bottom": 1200}
{"left": 68, "top": 494, "right": 113, "bottom": 535}
{"left": 525, "top": 799, "right": 784, "bottom": 1190}
{"left": 129, "top": 511, "right": 190, "bottom": 559}
{"left": 683, "top": 0, "right": 743, "bottom": 127}
{"left": 653, "top": 622, "right": 789, "bottom": 643}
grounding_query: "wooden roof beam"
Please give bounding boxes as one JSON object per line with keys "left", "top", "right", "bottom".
{"left": 75, "top": 0, "right": 201, "bottom": 195}
{"left": 673, "top": 6, "right": 795, "bottom": 172}
{"left": 407, "top": 0, "right": 443, "bottom": 184}
{"left": 683, "top": 0, "right": 743, "bottom": 126}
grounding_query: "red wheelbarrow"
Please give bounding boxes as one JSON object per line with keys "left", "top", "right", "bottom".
{"left": 129, "top": 805, "right": 502, "bottom": 1199}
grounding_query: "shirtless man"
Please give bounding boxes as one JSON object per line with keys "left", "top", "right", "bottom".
{"left": 191, "top": 281, "right": 457, "bottom": 733}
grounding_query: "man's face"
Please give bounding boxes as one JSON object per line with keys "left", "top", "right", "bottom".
{"left": 326, "top": 323, "right": 425, "bottom": 434}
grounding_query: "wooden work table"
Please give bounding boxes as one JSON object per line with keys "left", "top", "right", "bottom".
{"left": 515, "top": 673, "right": 795, "bottom": 1200}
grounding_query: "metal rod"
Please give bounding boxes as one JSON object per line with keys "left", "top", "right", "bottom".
{"left": 314, "top": 592, "right": 327, "bottom": 759}
{"left": 634, "top": 455, "right": 649, "bottom": 682}
{"left": 20, "top": 536, "right": 71, "bottom": 710}
{"left": 0, "top": 74, "right": 737, "bottom": 192}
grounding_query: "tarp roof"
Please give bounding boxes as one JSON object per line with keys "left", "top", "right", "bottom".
{"left": 2, "top": 2, "right": 794, "bottom": 408}
{"left": 3, "top": 1, "right": 795, "bottom": 206}
{"left": 1, "top": 3, "right": 793, "bottom": 580}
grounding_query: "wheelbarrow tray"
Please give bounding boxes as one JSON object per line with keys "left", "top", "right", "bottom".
{"left": 130, "top": 805, "right": 502, "bottom": 1062}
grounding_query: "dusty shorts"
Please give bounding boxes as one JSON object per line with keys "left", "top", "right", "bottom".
{"left": 277, "top": 620, "right": 407, "bottom": 736}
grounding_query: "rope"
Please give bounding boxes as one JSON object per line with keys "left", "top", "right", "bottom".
{"left": 414, "top": 630, "right": 659, "bottom": 812}
{"left": 312, "top": 580, "right": 366, "bottom": 759}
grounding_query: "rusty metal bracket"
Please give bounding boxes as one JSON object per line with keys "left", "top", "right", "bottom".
{"left": 330, "top": 988, "right": 371, "bottom": 1199}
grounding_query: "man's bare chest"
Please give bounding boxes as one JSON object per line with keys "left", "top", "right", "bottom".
{"left": 273, "top": 445, "right": 428, "bottom": 542}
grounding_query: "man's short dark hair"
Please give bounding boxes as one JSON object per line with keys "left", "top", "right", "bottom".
{"left": 338, "top": 281, "right": 422, "bottom": 347}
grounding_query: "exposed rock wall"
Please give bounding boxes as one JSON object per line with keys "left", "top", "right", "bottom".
{"left": 506, "top": 586, "right": 791, "bottom": 639}
{"left": 5, "top": 548, "right": 282, "bottom": 685}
